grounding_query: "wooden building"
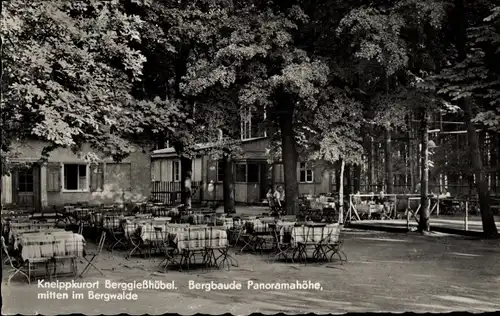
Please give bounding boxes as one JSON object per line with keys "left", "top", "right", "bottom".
{"left": 150, "top": 137, "right": 333, "bottom": 204}
{"left": 1, "top": 140, "right": 151, "bottom": 211}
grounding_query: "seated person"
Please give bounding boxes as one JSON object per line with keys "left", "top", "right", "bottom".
{"left": 353, "top": 191, "right": 362, "bottom": 205}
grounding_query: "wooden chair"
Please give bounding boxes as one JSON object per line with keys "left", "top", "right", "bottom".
{"left": 268, "top": 223, "right": 296, "bottom": 264}
{"left": 2, "top": 235, "right": 50, "bottom": 284}
{"left": 155, "top": 227, "right": 179, "bottom": 273}
{"left": 105, "top": 216, "right": 126, "bottom": 252}
{"left": 2, "top": 236, "right": 29, "bottom": 284}
{"left": 323, "top": 224, "right": 348, "bottom": 264}
{"left": 80, "top": 230, "right": 106, "bottom": 277}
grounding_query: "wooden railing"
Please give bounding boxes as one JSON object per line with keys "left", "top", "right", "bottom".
{"left": 150, "top": 181, "right": 202, "bottom": 205}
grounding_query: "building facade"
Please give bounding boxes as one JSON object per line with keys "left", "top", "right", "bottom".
{"left": 150, "top": 137, "right": 333, "bottom": 204}
{"left": 1, "top": 140, "right": 151, "bottom": 211}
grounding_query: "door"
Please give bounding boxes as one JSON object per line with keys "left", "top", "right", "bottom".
{"left": 12, "top": 165, "right": 41, "bottom": 211}
{"left": 260, "top": 162, "right": 271, "bottom": 200}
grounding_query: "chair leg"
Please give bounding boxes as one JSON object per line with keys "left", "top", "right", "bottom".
{"left": 80, "top": 255, "right": 96, "bottom": 276}
{"left": 7, "top": 266, "right": 29, "bottom": 285}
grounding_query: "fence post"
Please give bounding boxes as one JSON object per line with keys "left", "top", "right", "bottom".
{"left": 464, "top": 201, "right": 468, "bottom": 231}
{"left": 436, "top": 196, "right": 439, "bottom": 217}
{"left": 406, "top": 209, "right": 410, "bottom": 231}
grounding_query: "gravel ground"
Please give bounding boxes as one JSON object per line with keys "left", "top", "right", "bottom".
{"left": 3, "top": 228, "right": 500, "bottom": 315}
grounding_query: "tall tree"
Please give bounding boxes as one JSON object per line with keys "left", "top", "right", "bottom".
{"left": 182, "top": 4, "right": 329, "bottom": 215}
{"left": 435, "top": 0, "right": 499, "bottom": 237}
{"left": 1, "top": 0, "right": 160, "bottom": 167}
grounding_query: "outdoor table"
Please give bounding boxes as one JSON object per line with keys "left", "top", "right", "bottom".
{"left": 10, "top": 232, "right": 85, "bottom": 283}
{"left": 216, "top": 217, "right": 235, "bottom": 229}
{"left": 237, "top": 220, "right": 273, "bottom": 253}
{"left": 11, "top": 228, "right": 67, "bottom": 249}
{"left": 170, "top": 228, "right": 211, "bottom": 271}
{"left": 169, "top": 227, "right": 236, "bottom": 272}
{"left": 258, "top": 217, "right": 276, "bottom": 224}
{"left": 8, "top": 222, "right": 56, "bottom": 244}
{"left": 180, "top": 213, "right": 214, "bottom": 225}
{"left": 295, "top": 222, "right": 327, "bottom": 227}
{"left": 123, "top": 219, "right": 176, "bottom": 258}
{"left": 291, "top": 223, "right": 341, "bottom": 264}
{"left": 153, "top": 217, "right": 172, "bottom": 222}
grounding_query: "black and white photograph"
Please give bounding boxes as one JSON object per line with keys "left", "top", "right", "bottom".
{"left": 1, "top": 0, "right": 500, "bottom": 314}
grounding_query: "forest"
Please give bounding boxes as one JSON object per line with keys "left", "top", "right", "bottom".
{"left": 1, "top": 0, "right": 499, "bottom": 237}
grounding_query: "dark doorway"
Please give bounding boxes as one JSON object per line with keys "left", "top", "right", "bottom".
{"left": 12, "top": 164, "right": 41, "bottom": 211}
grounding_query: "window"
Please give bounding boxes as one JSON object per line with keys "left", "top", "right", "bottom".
{"left": 18, "top": 168, "right": 34, "bottom": 192}
{"left": 172, "top": 161, "right": 180, "bottom": 182}
{"left": 235, "top": 164, "right": 247, "bottom": 182}
{"left": 247, "top": 163, "right": 259, "bottom": 183}
{"left": 217, "top": 161, "right": 224, "bottom": 182}
{"left": 240, "top": 107, "right": 266, "bottom": 140}
{"left": 299, "top": 162, "right": 314, "bottom": 183}
{"left": 63, "top": 164, "right": 88, "bottom": 191}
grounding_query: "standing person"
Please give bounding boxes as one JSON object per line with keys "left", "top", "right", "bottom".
{"left": 266, "top": 187, "right": 275, "bottom": 211}
{"left": 279, "top": 186, "right": 285, "bottom": 208}
{"left": 273, "top": 186, "right": 282, "bottom": 210}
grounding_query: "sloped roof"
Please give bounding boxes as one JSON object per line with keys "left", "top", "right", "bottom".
{"left": 151, "top": 137, "right": 267, "bottom": 158}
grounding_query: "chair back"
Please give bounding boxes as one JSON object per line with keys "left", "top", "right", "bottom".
{"left": 154, "top": 226, "right": 164, "bottom": 242}
{"left": 1, "top": 236, "right": 15, "bottom": 268}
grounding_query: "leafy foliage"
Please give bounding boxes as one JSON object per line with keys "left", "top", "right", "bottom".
{"left": 435, "top": 3, "right": 500, "bottom": 130}
{"left": 1, "top": 0, "right": 151, "bottom": 164}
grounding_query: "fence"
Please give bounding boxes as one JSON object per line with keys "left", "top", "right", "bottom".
{"left": 338, "top": 184, "right": 477, "bottom": 197}
{"left": 150, "top": 181, "right": 202, "bottom": 205}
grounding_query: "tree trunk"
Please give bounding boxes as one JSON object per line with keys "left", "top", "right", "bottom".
{"left": 419, "top": 110, "right": 431, "bottom": 232}
{"left": 339, "top": 159, "right": 345, "bottom": 223}
{"left": 279, "top": 111, "right": 299, "bottom": 215}
{"left": 222, "top": 153, "right": 235, "bottom": 213}
{"left": 180, "top": 157, "right": 192, "bottom": 211}
{"left": 463, "top": 99, "right": 498, "bottom": 238}
{"left": 491, "top": 133, "right": 497, "bottom": 194}
{"left": 335, "top": 162, "right": 341, "bottom": 192}
{"left": 368, "top": 136, "right": 375, "bottom": 191}
{"left": 385, "top": 126, "right": 394, "bottom": 194}
{"left": 353, "top": 164, "right": 361, "bottom": 193}
{"left": 345, "top": 164, "right": 352, "bottom": 195}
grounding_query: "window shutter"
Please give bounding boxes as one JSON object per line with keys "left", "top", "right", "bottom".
{"left": 90, "top": 163, "right": 104, "bottom": 192}
{"left": 47, "top": 163, "right": 61, "bottom": 192}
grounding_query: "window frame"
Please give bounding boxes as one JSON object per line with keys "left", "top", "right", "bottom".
{"left": 216, "top": 160, "right": 224, "bottom": 182}
{"left": 299, "top": 162, "right": 314, "bottom": 184}
{"left": 240, "top": 107, "right": 267, "bottom": 140}
{"left": 246, "top": 163, "right": 260, "bottom": 183}
{"left": 17, "top": 168, "right": 34, "bottom": 193}
{"left": 61, "top": 163, "right": 90, "bottom": 192}
{"left": 235, "top": 163, "right": 247, "bottom": 183}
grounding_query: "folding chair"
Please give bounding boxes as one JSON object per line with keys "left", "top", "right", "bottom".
{"left": 312, "top": 224, "right": 337, "bottom": 263}
{"left": 237, "top": 223, "right": 256, "bottom": 253}
{"left": 268, "top": 224, "right": 295, "bottom": 263}
{"left": 155, "top": 227, "right": 179, "bottom": 273}
{"left": 80, "top": 230, "right": 106, "bottom": 277}
{"left": 105, "top": 216, "right": 126, "bottom": 251}
{"left": 2, "top": 236, "right": 30, "bottom": 285}
{"left": 323, "top": 224, "right": 348, "bottom": 264}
